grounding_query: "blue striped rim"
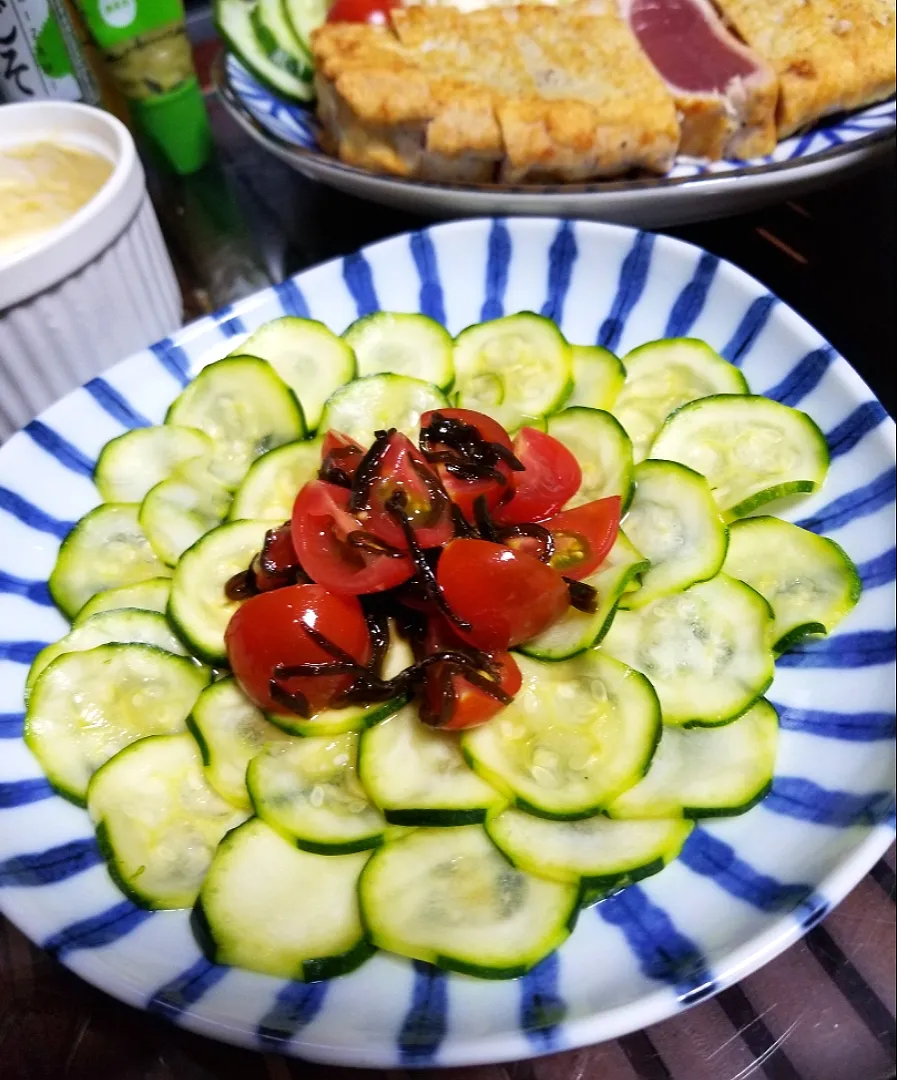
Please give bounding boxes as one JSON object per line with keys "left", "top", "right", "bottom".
{"left": 520, "top": 951, "right": 565, "bottom": 1050}
{"left": 775, "top": 629, "right": 895, "bottom": 668}
{"left": 343, "top": 252, "right": 379, "bottom": 317}
{"left": 720, "top": 295, "right": 777, "bottom": 365}
{"left": 274, "top": 278, "right": 310, "bottom": 319}
{"left": 216, "top": 305, "right": 247, "bottom": 338}
{"left": 480, "top": 218, "right": 511, "bottom": 322}
{"left": 796, "top": 467, "right": 896, "bottom": 533}
{"left": 150, "top": 339, "right": 191, "bottom": 387}
{"left": 0, "top": 777, "right": 55, "bottom": 808}
{"left": 827, "top": 400, "right": 889, "bottom": 459}
{"left": 761, "top": 345, "right": 836, "bottom": 407}
{"left": 0, "top": 571, "right": 53, "bottom": 605}
{"left": 788, "top": 131, "right": 817, "bottom": 159}
{"left": 598, "top": 232, "right": 655, "bottom": 354}
{"left": 0, "top": 487, "right": 73, "bottom": 539}
{"left": 398, "top": 960, "right": 448, "bottom": 1066}
{"left": 410, "top": 231, "right": 446, "bottom": 325}
{"left": 0, "top": 640, "right": 49, "bottom": 663}
{"left": 256, "top": 981, "right": 328, "bottom": 1049}
{"left": 597, "top": 885, "right": 715, "bottom": 1003}
{"left": 0, "top": 838, "right": 102, "bottom": 887}
{"left": 858, "top": 547, "right": 897, "bottom": 589}
{"left": 43, "top": 899, "right": 154, "bottom": 957}
{"left": 540, "top": 220, "right": 577, "bottom": 325}
{"left": 0, "top": 712, "right": 24, "bottom": 739}
{"left": 766, "top": 777, "right": 895, "bottom": 826}
{"left": 775, "top": 702, "right": 896, "bottom": 741}
{"left": 664, "top": 252, "right": 719, "bottom": 339}
{"left": 24, "top": 421, "right": 95, "bottom": 478}
{"left": 84, "top": 379, "right": 151, "bottom": 430}
{"left": 148, "top": 957, "right": 229, "bottom": 1021}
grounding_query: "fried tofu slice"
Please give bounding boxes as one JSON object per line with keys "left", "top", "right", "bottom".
{"left": 311, "top": 3, "right": 680, "bottom": 183}
{"left": 714, "top": 0, "right": 896, "bottom": 137}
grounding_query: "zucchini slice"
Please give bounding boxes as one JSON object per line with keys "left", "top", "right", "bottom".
{"left": 248, "top": 733, "right": 386, "bottom": 853}
{"left": 229, "top": 438, "right": 322, "bottom": 522}
{"left": 486, "top": 808, "right": 693, "bottom": 886}
{"left": 215, "top": 0, "right": 313, "bottom": 102}
{"left": 650, "top": 395, "right": 829, "bottom": 518}
{"left": 24, "top": 644, "right": 210, "bottom": 805}
{"left": 519, "top": 531, "right": 649, "bottom": 661}
{"left": 49, "top": 504, "right": 171, "bottom": 619}
{"left": 462, "top": 652, "right": 660, "bottom": 819}
{"left": 453, "top": 313, "right": 573, "bottom": 431}
{"left": 140, "top": 464, "right": 233, "bottom": 567}
{"left": 566, "top": 345, "right": 625, "bottom": 411}
{"left": 166, "top": 356, "right": 306, "bottom": 490}
{"left": 74, "top": 578, "right": 172, "bottom": 626}
{"left": 320, "top": 373, "right": 448, "bottom": 447}
{"left": 234, "top": 318, "right": 355, "bottom": 433}
{"left": 622, "top": 459, "right": 728, "bottom": 608}
{"left": 614, "top": 338, "right": 749, "bottom": 462}
{"left": 345, "top": 312, "right": 454, "bottom": 390}
{"left": 603, "top": 574, "right": 775, "bottom": 727}
{"left": 283, "top": 0, "right": 330, "bottom": 50}
{"left": 197, "top": 818, "right": 373, "bottom": 980}
{"left": 358, "top": 825, "right": 579, "bottom": 978}
{"left": 94, "top": 426, "right": 212, "bottom": 504}
{"left": 722, "top": 516, "right": 862, "bottom": 652}
{"left": 608, "top": 699, "right": 779, "bottom": 819}
{"left": 88, "top": 733, "right": 246, "bottom": 909}
{"left": 358, "top": 702, "right": 504, "bottom": 826}
{"left": 188, "top": 678, "right": 293, "bottom": 810}
{"left": 256, "top": 0, "right": 313, "bottom": 71}
{"left": 546, "top": 407, "right": 634, "bottom": 509}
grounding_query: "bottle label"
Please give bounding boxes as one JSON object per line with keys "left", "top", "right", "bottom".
{"left": 0, "top": 0, "right": 85, "bottom": 101}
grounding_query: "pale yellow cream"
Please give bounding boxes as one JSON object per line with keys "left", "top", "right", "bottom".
{"left": 0, "top": 141, "right": 114, "bottom": 260}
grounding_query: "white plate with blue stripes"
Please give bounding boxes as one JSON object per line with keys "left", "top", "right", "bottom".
{"left": 215, "top": 54, "right": 896, "bottom": 227}
{"left": 0, "top": 217, "right": 894, "bottom": 1068}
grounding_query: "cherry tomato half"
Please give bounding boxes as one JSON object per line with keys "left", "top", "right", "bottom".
{"left": 419, "top": 407, "right": 517, "bottom": 520}
{"left": 492, "top": 427, "right": 581, "bottom": 526}
{"left": 292, "top": 480, "right": 414, "bottom": 595}
{"left": 319, "top": 430, "right": 365, "bottom": 486}
{"left": 364, "top": 431, "right": 453, "bottom": 550}
{"left": 327, "top": 0, "right": 399, "bottom": 23}
{"left": 225, "top": 584, "right": 371, "bottom": 715}
{"left": 543, "top": 496, "right": 622, "bottom": 580}
{"left": 436, "top": 538, "right": 569, "bottom": 651}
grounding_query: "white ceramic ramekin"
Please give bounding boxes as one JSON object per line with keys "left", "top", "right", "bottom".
{"left": 0, "top": 101, "right": 182, "bottom": 442}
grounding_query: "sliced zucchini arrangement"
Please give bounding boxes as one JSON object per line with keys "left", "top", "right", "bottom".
{"left": 28, "top": 310, "right": 862, "bottom": 985}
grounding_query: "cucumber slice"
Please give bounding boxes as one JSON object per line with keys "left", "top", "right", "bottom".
{"left": 546, "top": 407, "right": 634, "bottom": 509}
{"left": 27, "top": 610, "right": 189, "bottom": 697}
{"left": 462, "top": 652, "right": 660, "bottom": 819}
{"left": 188, "top": 678, "right": 293, "bottom": 810}
{"left": 358, "top": 702, "right": 504, "bottom": 826}
{"left": 519, "top": 531, "right": 649, "bottom": 661}
{"left": 344, "top": 312, "right": 454, "bottom": 390}
{"left": 74, "top": 578, "right": 172, "bottom": 626}
{"left": 722, "top": 517, "right": 862, "bottom": 652}
{"left": 566, "top": 345, "right": 625, "bottom": 411}
{"left": 49, "top": 504, "right": 171, "bottom": 620}
{"left": 248, "top": 733, "right": 386, "bottom": 853}
{"left": 608, "top": 699, "right": 779, "bottom": 819}
{"left": 256, "top": 0, "right": 312, "bottom": 72}
{"left": 24, "top": 644, "right": 210, "bottom": 804}
{"left": 614, "top": 338, "right": 749, "bottom": 462}
{"left": 215, "top": 0, "right": 313, "bottom": 102}
{"left": 94, "top": 426, "right": 212, "bottom": 504}
{"left": 602, "top": 574, "right": 774, "bottom": 727}
{"left": 359, "top": 825, "right": 579, "bottom": 978}
{"left": 166, "top": 357, "right": 305, "bottom": 491}
{"left": 140, "top": 465, "right": 233, "bottom": 567}
{"left": 486, "top": 808, "right": 693, "bottom": 887}
{"left": 88, "top": 734, "right": 246, "bottom": 909}
{"left": 168, "top": 520, "right": 270, "bottom": 664}
{"left": 229, "top": 438, "right": 322, "bottom": 522}
{"left": 234, "top": 318, "right": 356, "bottom": 433}
{"left": 622, "top": 460, "right": 728, "bottom": 609}
{"left": 453, "top": 313, "right": 573, "bottom": 432}
{"left": 197, "top": 818, "right": 373, "bottom": 980}
{"left": 320, "top": 373, "right": 448, "bottom": 447}
{"left": 650, "top": 395, "right": 829, "bottom": 518}
{"left": 283, "top": 0, "right": 329, "bottom": 49}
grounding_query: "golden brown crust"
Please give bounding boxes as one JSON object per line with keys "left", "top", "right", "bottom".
{"left": 673, "top": 67, "right": 779, "bottom": 160}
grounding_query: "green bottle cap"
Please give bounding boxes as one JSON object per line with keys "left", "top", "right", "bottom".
{"left": 130, "top": 76, "right": 212, "bottom": 175}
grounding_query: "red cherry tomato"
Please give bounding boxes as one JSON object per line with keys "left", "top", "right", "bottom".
{"left": 543, "top": 496, "right": 622, "bottom": 580}
{"left": 363, "top": 431, "right": 453, "bottom": 550}
{"left": 252, "top": 522, "right": 304, "bottom": 591}
{"left": 319, "top": 430, "right": 365, "bottom": 485}
{"left": 225, "top": 584, "right": 371, "bottom": 715}
{"left": 292, "top": 480, "right": 414, "bottom": 595}
{"left": 436, "top": 538, "right": 569, "bottom": 651}
{"left": 327, "top": 0, "right": 399, "bottom": 23}
{"left": 493, "top": 427, "right": 581, "bottom": 526}
{"left": 419, "top": 407, "right": 517, "bottom": 520}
